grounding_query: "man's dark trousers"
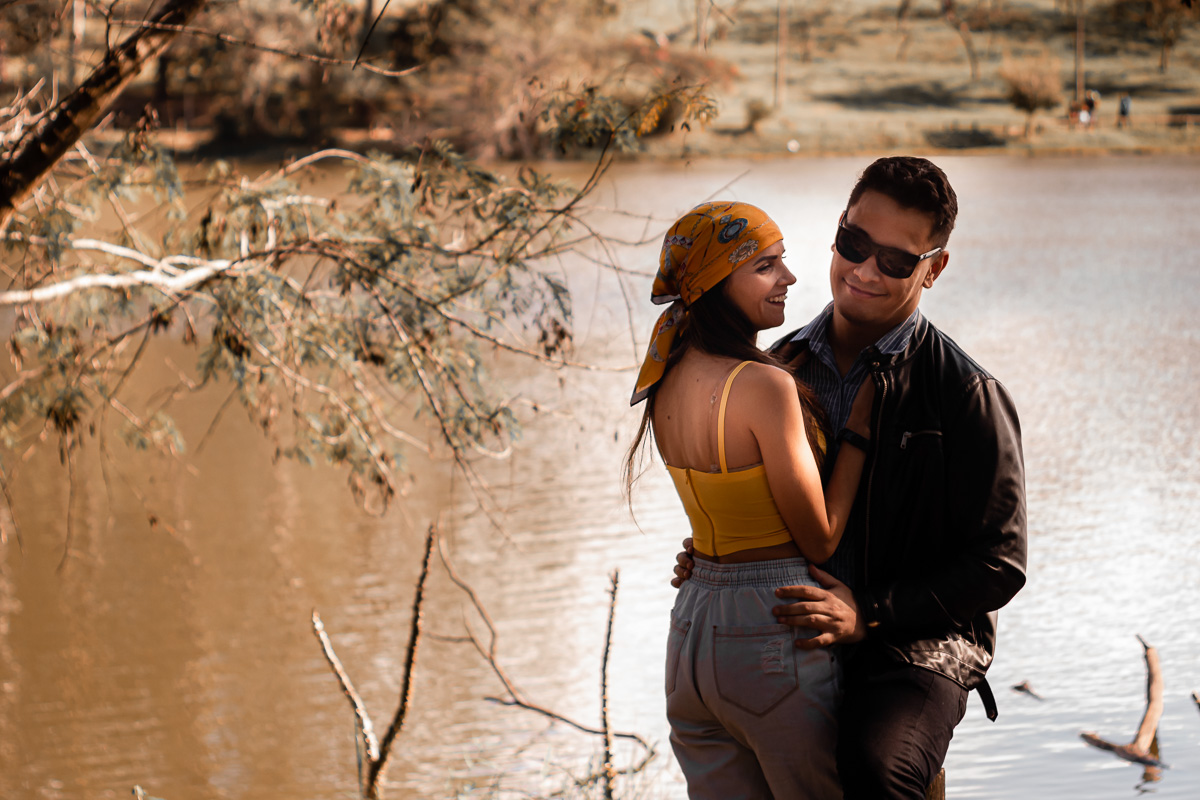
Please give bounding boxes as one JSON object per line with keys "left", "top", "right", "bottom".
{"left": 836, "top": 648, "right": 969, "bottom": 799}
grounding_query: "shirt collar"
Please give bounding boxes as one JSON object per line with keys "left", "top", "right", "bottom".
{"left": 790, "top": 304, "right": 921, "bottom": 357}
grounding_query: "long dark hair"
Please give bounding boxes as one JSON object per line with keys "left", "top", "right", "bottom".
{"left": 848, "top": 156, "right": 958, "bottom": 248}
{"left": 622, "top": 277, "right": 828, "bottom": 501}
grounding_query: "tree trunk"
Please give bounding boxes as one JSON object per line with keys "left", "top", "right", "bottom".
{"left": 774, "top": 0, "right": 787, "bottom": 110}
{"left": 941, "top": 1, "right": 979, "bottom": 81}
{"left": 0, "top": 0, "right": 211, "bottom": 234}
{"left": 360, "top": 0, "right": 375, "bottom": 46}
{"left": 1074, "top": 2, "right": 1085, "bottom": 102}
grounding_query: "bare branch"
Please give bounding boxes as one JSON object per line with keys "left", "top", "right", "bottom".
{"left": 110, "top": 18, "right": 423, "bottom": 78}
{"left": 312, "top": 526, "right": 437, "bottom": 797}
{"left": 269, "top": 148, "right": 374, "bottom": 181}
{"left": 193, "top": 386, "right": 238, "bottom": 456}
{"left": 437, "top": 537, "right": 656, "bottom": 759}
{"left": 353, "top": 0, "right": 392, "bottom": 69}
{"left": 311, "top": 609, "right": 382, "bottom": 767}
{"left": 600, "top": 570, "right": 619, "bottom": 800}
{"left": 1131, "top": 634, "right": 1164, "bottom": 753}
{"left": 0, "top": 248, "right": 238, "bottom": 306}
{"left": 366, "top": 525, "right": 437, "bottom": 797}
{"left": 55, "top": 436, "right": 78, "bottom": 573}
{"left": 1080, "top": 636, "right": 1166, "bottom": 768}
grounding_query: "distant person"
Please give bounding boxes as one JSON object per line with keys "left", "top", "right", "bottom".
{"left": 1083, "top": 90, "right": 1100, "bottom": 128}
{"left": 673, "top": 157, "right": 1028, "bottom": 799}
{"left": 627, "top": 201, "right": 874, "bottom": 798}
{"left": 1118, "top": 94, "right": 1131, "bottom": 127}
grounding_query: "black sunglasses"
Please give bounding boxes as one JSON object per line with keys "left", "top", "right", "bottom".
{"left": 834, "top": 212, "right": 943, "bottom": 279}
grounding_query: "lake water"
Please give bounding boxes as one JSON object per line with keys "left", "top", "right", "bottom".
{"left": 2, "top": 155, "right": 1199, "bottom": 799}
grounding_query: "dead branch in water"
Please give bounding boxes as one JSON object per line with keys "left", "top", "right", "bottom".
{"left": 312, "top": 611, "right": 381, "bottom": 768}
{"left": 600, "top": 570, "right": 619, "bottom": 800}
{"left": 1081, "top": 635, "right": 1166, "bottom": 771}
{"left": 436, "top": 538, "right": 655, "bottom": 786}
{"left": 1011, "top": 680, "right": 1044, "bottom": 700}
{"left": 313, "top": 525, "right": 436, "bottom": 799}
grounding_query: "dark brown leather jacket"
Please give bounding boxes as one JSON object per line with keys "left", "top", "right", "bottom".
{"left": 779, "top": 314, "right": 1028, "bottom": 719}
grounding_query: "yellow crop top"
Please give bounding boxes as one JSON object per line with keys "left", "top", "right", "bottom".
{"left": 665, "top": 361, "right": 793, "bottom": 558}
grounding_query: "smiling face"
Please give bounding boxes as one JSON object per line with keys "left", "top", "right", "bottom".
{"left": 830, "top": 190, "right": 949, "bottom": 342}
{"left": 723, "top": 241, "right": 795, "bottom": 332}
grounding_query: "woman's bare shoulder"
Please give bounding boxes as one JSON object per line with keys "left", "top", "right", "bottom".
{"left": 734, "top": 361, "right": 798, "bottom": 403}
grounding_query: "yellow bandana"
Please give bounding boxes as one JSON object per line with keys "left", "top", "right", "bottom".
{"left": 630, "top": 201, "right": 783, "bottom": 405}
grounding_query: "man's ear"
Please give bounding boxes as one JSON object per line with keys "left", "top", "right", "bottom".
{"left": 923, "top": 251, "right": 949, "bottom": 289}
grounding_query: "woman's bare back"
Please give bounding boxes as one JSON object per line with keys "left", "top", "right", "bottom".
{"left": 651, "top": 350, "right": 776, "bottom": 474}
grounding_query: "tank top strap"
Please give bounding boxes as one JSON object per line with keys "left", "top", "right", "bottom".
{"left": 716, "top": 361, "right": 754, "bottom": 474}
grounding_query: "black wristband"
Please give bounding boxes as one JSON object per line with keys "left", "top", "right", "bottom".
{"left": 837, "top": 427, "right": 871, "bottom": 452}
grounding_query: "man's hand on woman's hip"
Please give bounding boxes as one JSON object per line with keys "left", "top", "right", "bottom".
{"left": 773, "top": 564, "right": 867, "bottom": 648}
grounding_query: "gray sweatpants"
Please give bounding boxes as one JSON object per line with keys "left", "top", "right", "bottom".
{"left": 666, "top": 558, "right": 842, "bottom": 800}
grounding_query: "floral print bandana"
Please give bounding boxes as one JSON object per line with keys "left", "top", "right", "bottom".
{"left": 630, "top": 201, "right": 783, "bottom": 405}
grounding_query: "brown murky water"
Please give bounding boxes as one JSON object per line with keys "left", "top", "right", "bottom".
{"left": 3, "top": 156, "right": 1200, "bottom": 799}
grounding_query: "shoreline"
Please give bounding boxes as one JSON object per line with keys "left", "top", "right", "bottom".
{"left": 96, "top": 121, "right": 1200, "bottom": 164}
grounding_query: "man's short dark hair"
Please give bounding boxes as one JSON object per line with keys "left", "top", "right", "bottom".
{"left": 847, "top": 157, "right": 958, "bottom": 249}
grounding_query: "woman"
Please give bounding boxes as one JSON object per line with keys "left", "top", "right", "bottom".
{"left": 626, "top": 202, "right": 872, "bottom": 799}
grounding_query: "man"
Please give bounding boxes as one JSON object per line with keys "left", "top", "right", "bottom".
{"left": 673, "top": 156, "right": 1027, "bottom": 798}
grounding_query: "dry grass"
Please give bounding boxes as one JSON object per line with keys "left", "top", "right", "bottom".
{"left": 624, "top": 0, "right": 1200, "bottom": 156}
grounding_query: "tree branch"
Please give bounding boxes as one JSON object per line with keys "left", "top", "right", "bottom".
{"left": 1131, "top": 634, "right": 1164, "bottom": 753}
{"left": 0, "top": 0, "right": 211, "bottom": 233}
{"left": 0, "top": 254, "right": 236, "bottom": 305}
{"left": 600, "top": 570, "right": 619, "bottom": 800}
{"left": 110, "top": 18, "right": 422, "bottom": 78}
{"left": 366, "top": 525, "right": 436, "bottom": 797}
{"left": 312, "top": 526, "right": 436, "bottom": 798}
{"left": 1080, "top": 636, "right": 1166, "bottom": 768}
{"left": 352, "top": 0, "right": 392, "bottom": 69}
{"left": 312, "top": 610, "right": 382, "bottom": 785}
{"left": 436, "top": 537, "right": 656, "bottom": 759}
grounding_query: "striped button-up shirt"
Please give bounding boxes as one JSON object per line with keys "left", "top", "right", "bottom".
{"left": 785, "top": 304, "right": 921, "bottom": 585}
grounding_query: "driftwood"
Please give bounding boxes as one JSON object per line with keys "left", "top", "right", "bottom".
{"left": 1011, "top": 680, "right": 1044, "bottom": 700}
{"left": 1080, "top": 635, "right": 1166, "bottom": 770}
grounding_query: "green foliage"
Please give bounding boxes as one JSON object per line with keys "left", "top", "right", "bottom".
{"left": 0, "top": 0, "right": 717, "bottom": 512}
{"left": 120, "top": 412, "right": 186, "bottom": 455}
{"left": 1, "top": 81, "right": 714, "bottom": 511}
{"left": 549, "top": 84, "right": 719, "bottom": 156}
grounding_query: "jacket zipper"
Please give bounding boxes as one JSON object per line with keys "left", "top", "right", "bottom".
{"left": 863, "top": 358, "right": 886, "bottom": 588}
{"left": 900, "top": 430, "right": 942, "bottom": 449}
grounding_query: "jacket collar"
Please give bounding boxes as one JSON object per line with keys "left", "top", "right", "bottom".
{"left": 775, "top": 305, "right": 924, "bottom": 370}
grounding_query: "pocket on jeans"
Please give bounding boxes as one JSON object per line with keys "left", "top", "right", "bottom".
{"left": 712, "top": 624, "right": 798, "bottom": 716}
{"left": 665, "top": 610, "right": 691, "bottom": 697}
